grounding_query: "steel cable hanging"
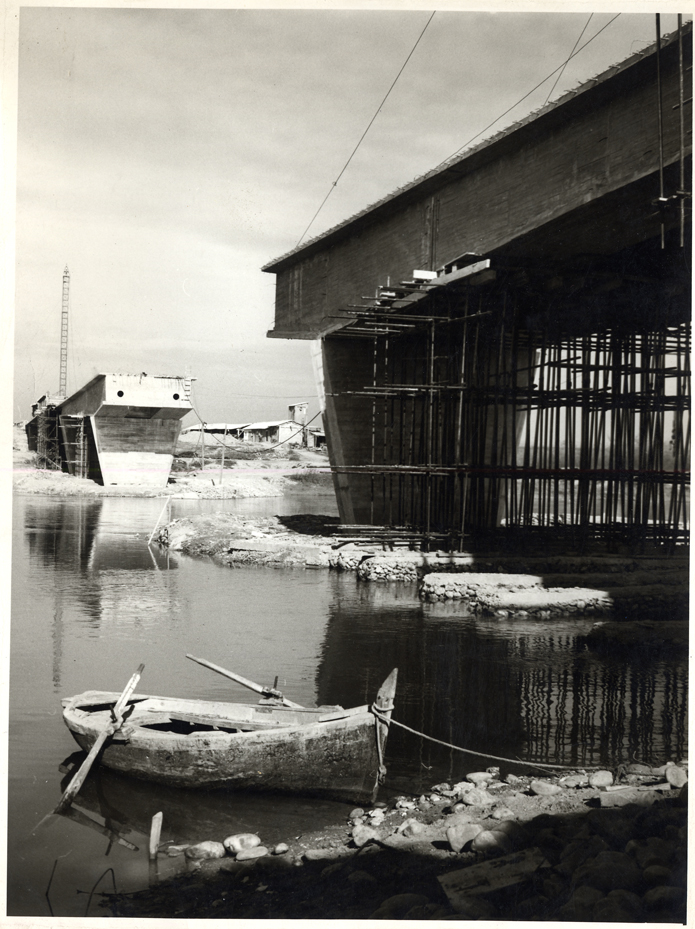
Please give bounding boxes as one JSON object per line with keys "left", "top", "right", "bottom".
{"left": 296, "top": 11, "right": 436, "bottom": 247}
{"left": 446, "top": 12, "right": 622, "bottom": 162}
{"left": 543, "top": 13, "right": 594, "bottom": 105}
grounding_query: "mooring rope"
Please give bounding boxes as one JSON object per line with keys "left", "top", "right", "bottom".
{"left": 370, "top": 706, "right": 601, "bottom": 772}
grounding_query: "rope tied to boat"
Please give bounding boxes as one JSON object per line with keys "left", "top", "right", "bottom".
{"left": 370, "top": 706, "right": 603, "bottom": 772}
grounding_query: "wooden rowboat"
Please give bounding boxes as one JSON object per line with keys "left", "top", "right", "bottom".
{"left": 61, "top": 669, "right": 398, "bottom": 802}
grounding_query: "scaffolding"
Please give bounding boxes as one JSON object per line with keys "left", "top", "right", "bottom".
{"left": 328, "top": 268, "right": 690, "bottom": 553}
{"left": 35, "top": 406, "right": 62, "bottom": 471}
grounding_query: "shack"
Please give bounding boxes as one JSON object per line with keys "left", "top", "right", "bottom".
{"left": 263, "top": 24, "right": 691, "bottom": 552}
{"left": 241, "top": 420, "right": 300, "bottom": 446}
{"left": 180, "top": 423, "right": 249, "bottom": 440}
{"left": 26, "top": 373, "right": 193, "bottom": 487}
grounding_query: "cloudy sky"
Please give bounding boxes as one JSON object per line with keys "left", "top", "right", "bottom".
{"left": 12, "top": 4, "right": 689, "bottom": 425}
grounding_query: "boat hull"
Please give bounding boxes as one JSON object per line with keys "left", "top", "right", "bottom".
{"left": 63, "top": 692, "right": 383, "bottom": 802}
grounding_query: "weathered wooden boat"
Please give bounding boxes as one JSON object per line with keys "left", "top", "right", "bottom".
{"left": 61, "top": 669, "right": 398, "bottom": 802}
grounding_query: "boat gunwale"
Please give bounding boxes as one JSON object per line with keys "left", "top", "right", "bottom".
{"left": 62, "top": 690, "right": 375, "bottom": 747}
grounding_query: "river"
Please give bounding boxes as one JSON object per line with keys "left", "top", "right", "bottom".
{"left": 8, "top": 493, "right": 688, "bottom": 916}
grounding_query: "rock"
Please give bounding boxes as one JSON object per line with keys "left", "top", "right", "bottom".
{"left": 592, "top": 889, "right": 643, "bottom": 921}
{"left": 572, "top": 850, "right": 642, "bottom": 893}
{"left": 351, "top": 824, "right": 379, "bottom": 847}
{"left": 542, "top": 872, "right": 567, "bottom": 899}
{"left": 629, "top": 836, "right": 674, "bottom": 870}
{"left": 304, "top": 847, "right": 350, "bottom": 861}
{"left": 223, "top": 833, "right": 262, "bottom": 854}
{"left": 460, "top": 787, "right": 493, "bottom": 806}
{"left": 445, "top": 809, "right": 473, "bottom": 827}
{"left": 347, "top": 869, "right": 377, "bottom": 885}
{"left": 557, "top": 835, "right": 609, "bottom": 875}
{"left": 599, "top": 787, "right": 659, "bottom": 808}
{"left": 553, "top": 885, "right": 604, "bottom": 920}
{"left": 626, "top": 762, "right": 652, "bottom": 775}
{"left": 446, "top": 822, "right": 483, "bottom": 853}
{"left": 395, "top": 798, "right": 416, "bottom": 810}
{"left": 665, "top": 764, "right": 688, "bottom": 788}
{"left": 642, "top": 864, "right": 673, "bottom": 886}
{"left": 184, "top": 841, "right": 227, "bottom": 860}
{"left": 368, "top": 808, "right": 385, "bottom": 825}
{"left": 529, "top": 779, "right": 562, "bottom": 797}
{"left": 471, "top": 829, "right": 512, "bottom": 854}
{"left": 534, "top": 828, "right": 564, "bottom": 860}
{"left": 398, "top": 818, "right": 426, "bottom": 836}
{"left": 466, "top": 771, "right": 493, "bottom": 786}
{"left": 589, "top": 769, "right": 614, "bottom": 788}
{"left": 504, "top": 773, "right": 522, "bottom": 786}
{"left": 642, "top": 885, "right": 686, "bottom": 911}
{"left": 369, "top": 893, "right": 431, "bottom": 919}
{"left": 489, "top": 819, "right": 527, "bottom": 849}
{"left": 166, "top": 844, "right": 189, "bottom": 857}
{"left": 381, "top": 834, "right": 436, "bottom": 853}
{"left": 491, "top": 805, "right": 515, "bottom": 820}
{"left": 236, "top": 846, "right": 268, "bottom": 861}
{"left": 559, "top": 773, "right": 589, "bottom": 788}
{"left": 446, "top": 896, "right": 499, "bottom": 919}
{"left": 348, "top": 807, "right": 365, "bottom": 821}
{"left": 273, "top": 843, "right": 289, "bottom": 855}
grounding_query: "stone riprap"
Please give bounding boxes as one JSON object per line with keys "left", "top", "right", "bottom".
{"left": 111, "top": 763, "right": 687, "bottom": 922}
{"left": 420, "top": 572, "right": 613, "bottom": 616}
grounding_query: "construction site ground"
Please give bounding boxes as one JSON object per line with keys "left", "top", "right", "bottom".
{"left": 12, "top": 426, "right": 334, "bottom": 499}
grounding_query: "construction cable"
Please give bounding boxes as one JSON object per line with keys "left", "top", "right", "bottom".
{"left": 543, "top": 13, "right": 594, "bottom": 105}
{"left": 296, "top": 11, "right": 436, "bottom": 247}
{"left": 371, "top": 706, "right": 602, "bottom": 771}
{"left": 447, "top": 13, "right": 622, "bottom": 162}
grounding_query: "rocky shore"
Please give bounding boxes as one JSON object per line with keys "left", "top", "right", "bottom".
{"left": 108, "top": 763, "right": 687, "bottom": 921}
{"left": 156, "top": 513, "right": 689, "bottom": 619}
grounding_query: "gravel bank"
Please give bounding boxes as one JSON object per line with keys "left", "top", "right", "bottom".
{"left": 107, "top": 764, "right": 687, "bottom": 921}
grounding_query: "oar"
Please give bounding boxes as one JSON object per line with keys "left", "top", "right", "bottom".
{"left": 54, "top": 664, "right": 145, "bottom": 814}
{"left": 186, "top": 654, "right": 304, "bottom": 708}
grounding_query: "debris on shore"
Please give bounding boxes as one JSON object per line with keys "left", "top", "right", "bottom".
{"left": 107, "top": 763, "right": 687, "bottom": 921}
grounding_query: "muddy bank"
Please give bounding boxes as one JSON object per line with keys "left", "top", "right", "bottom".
{"left": 108, "top": 765, "right": 687, "bottom": 921}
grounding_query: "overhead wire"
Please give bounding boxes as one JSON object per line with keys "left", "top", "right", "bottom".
{"left": 544, "top": 13, "right": 594, "bottom": 105}
{"left": 295, "top": 12, "right": 622, "bottom": 251}
{"left": 296, "top": 11, "right": 436, "bottom": 247}
{"left": 447, "top": 12, "right": 622, "bottom": 161}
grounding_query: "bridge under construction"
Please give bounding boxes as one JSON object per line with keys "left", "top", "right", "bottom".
{"left": 264, "top": 23, "right": 691, "bottom": 553}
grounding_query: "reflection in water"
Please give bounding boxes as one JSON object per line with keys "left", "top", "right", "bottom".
{"left": 22, "top": 499, "right": 182, "bottom": 686}
{"left": 317, "top": 583, "right": 688, "bottom": 793}
{"left": 9, "top": 494, "right": 688, "bottom": 917}
{"left": 58, "top": 763, "right": 349, "bottom": 852}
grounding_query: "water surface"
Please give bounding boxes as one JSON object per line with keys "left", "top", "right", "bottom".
{"left": 9, "top": 493, "right": 687, "bottom": 916}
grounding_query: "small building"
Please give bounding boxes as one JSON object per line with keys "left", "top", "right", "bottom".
{"left": 26, "top": 373, "right": 193, "bottom": 487}
{"left": 241, "top": 419, "right": 301, "bottom": 446}
{"left": 180, "top": 422, "right": 249, "bottom": 439}
{"left": 307, "top": 429, "right": 326, "bottom": 449}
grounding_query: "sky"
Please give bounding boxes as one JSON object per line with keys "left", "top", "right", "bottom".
{"left": 11, "top": 4, "right": 690, "bottom": 426}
